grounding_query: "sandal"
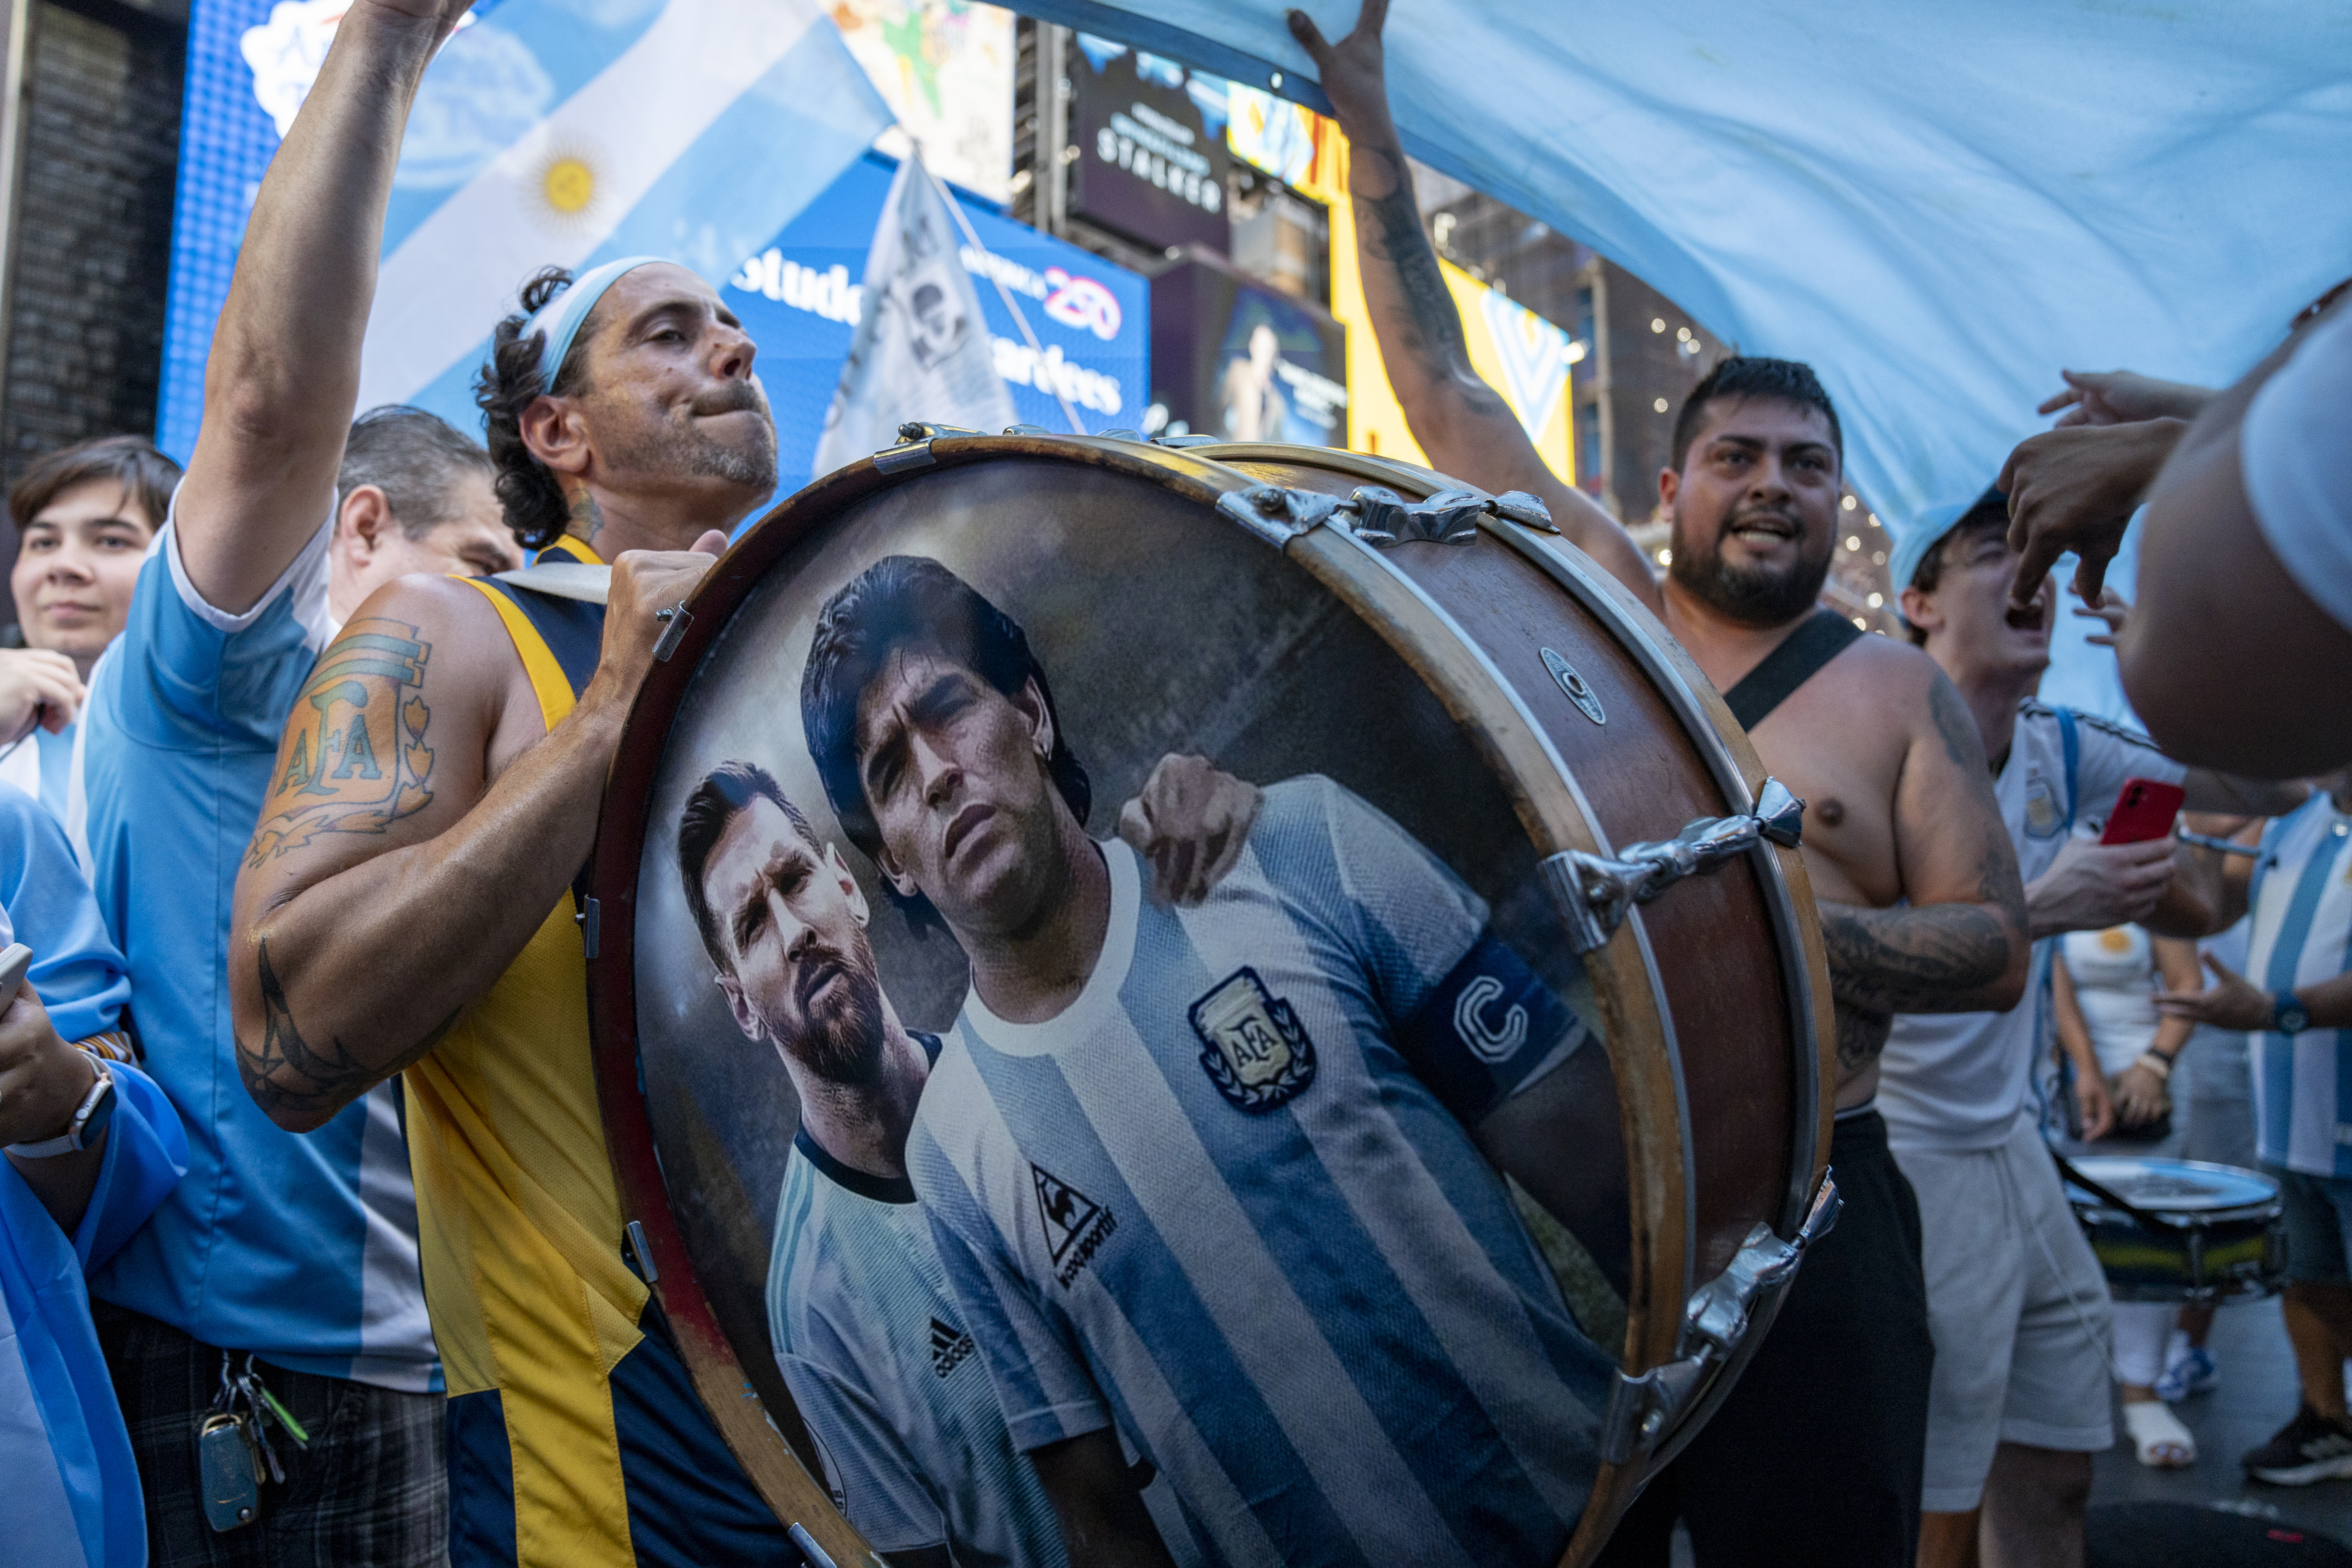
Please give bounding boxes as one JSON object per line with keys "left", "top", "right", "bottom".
{"left": 2124, "top": 1399, "right": 2198, "bottom": 1468}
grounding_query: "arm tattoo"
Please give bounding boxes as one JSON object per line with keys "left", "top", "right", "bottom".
{"left": 238, "top": 937, "right": 456, "bottom": 1121}
{"left": 1353, "top": 145, "right": 1511, "bottom": 420}
{"left": 247, "top": 619, "right": 435, "bottom": 866}
{"left": 238, "top": 936, "right": 373, "bottom": 1119}
{"left": 1819, "top": 901, "right": 2012, "bottom": 1016}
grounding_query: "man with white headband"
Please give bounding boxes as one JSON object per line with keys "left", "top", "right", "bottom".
{"left": 196, "top": 0, "right": 792, "bottom": 1559}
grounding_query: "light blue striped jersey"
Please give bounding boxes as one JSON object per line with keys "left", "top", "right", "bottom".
{"left": 908, "top": 775, "right": 1610, "bottom": 1568}
{"left": 80, "top": 505, "right": 436, "bottom": 1389}
{"left": 767, "top": 1037, "right": 1073, "bottom": 1568}
{"left": 2247, "top": 791, "right": 2352, "bottom": 1177}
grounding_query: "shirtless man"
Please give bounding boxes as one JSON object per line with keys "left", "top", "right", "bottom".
{"left": 1292, "top": 6, "right": 2029, "bottom": 1562}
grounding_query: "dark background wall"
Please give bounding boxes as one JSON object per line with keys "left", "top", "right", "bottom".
{"left": 0, "top": 0, "right": 184, "bottom": 573}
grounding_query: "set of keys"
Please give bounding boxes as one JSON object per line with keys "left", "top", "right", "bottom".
{"left": 197, "top": 1352, "right": 309, "bottom": 1532}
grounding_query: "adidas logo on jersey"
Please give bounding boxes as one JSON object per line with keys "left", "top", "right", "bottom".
{"left": 1032, "top": 1163, "right": 1116, "bottom": 1288}
{"left": 929, "top": 1316, "right": 975, "bottom": 1378}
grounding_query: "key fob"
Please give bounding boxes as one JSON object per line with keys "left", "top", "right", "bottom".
{"left": 199, "top": 1413, "right": 260, "bottom": 1531}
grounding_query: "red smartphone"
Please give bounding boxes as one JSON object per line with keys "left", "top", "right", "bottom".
{"left": 2097, "top": 777, "right": 2187, "bottom": 844}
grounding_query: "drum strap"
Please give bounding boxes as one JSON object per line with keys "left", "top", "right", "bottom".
{"left": 1722, "top": 609, "right": 1864, "bottom": 731}
{"left": 2048, "top": 1146, "right": 2177, "bottom": 1235}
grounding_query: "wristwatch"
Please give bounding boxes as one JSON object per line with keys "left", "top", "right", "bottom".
{"left": 7, "top": 1056, "right": 114, "bottom": 1158}
{"left": 2273, "top": 990, "right": 2311, "bottom": 1036}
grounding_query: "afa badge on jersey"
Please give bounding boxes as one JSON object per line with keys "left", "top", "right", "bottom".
{"left": 1189, "top": 967, "right": 1317, "bottom": 1112}
{"left": 2023, "top": 771, "right": 2065, "bottom": 839}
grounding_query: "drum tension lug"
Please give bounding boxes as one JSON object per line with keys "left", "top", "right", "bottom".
{"left": 1601, "top": 1175, "right": 1842, "bottom": 1465}
{"left": 1153, "top": 432, "right": 1220, "bottom": 447}
{"left": 1542, "top": 778, "right": 1805, "bottom": 953}
{"left": 1215, "top": 481, "right": 1551, "bottom": 552}
{"left": 875, "top": 423, "right": 982, "bottom": 475}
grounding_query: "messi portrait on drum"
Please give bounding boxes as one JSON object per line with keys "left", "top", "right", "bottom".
{"left": 626, "top": 466, "right": 1644, "bottom": 1568}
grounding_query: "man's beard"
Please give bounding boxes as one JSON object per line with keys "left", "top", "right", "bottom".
{"left": 762, "top": 938, "right": 888, "bottom": 1085}
{"left": 608, "top": 381, "right": 778, "bottom": 494}
{"left": 1669, "top": 511, "right": 1832, "bottom": 626}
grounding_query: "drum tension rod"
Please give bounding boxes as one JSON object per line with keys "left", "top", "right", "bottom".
{"left": 1542, "top": 779, "right": 1806, "bottom": 954}
{"left": 1600, "top": 1175, "right": 1844, "bottom": 1466}
{"left": 1215, "top": 481, "right": 1557, "bottom": 550}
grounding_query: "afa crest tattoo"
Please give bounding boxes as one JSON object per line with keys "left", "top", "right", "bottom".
{"left": 1190, "top": 967, "right": 1317, "bottom": 1112}
{"left": 248, "top": 619, "right": 436, "bottom": 865}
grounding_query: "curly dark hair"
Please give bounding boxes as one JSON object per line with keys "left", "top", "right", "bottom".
{"left": 474, "top": 266, "right": 602, "bottom": 550}
{"left": 801, "top": 555, "right": 1090, "bottom": 937}
{"left": 1670, "top": 355, "right": 1844, "bottom": 476}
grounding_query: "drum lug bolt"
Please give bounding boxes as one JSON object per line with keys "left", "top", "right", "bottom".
{"left": 1542, "top": 779, "right": 1806, "bottom": 952}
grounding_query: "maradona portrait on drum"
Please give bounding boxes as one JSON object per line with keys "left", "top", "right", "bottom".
{"left": 674, "top": 747, "right": 1258, "bottom": 1566}
{"left": 775, "top": 552, "right": 1619, "bottom": 1568}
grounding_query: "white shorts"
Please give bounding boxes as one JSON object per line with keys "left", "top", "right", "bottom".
{"left": 1893, "top": 1115, "right": 2115, "bottom": 1513}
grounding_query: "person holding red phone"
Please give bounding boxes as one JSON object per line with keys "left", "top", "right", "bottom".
{"left": 1887, "top": 492, "right": 2300, "bottom": 1568}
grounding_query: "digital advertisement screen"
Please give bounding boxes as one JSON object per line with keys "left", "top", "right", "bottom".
{"left": 1148, "top": 251, "right": 1345, "bottom": 446}
{"left": 1066, "top": 34, "right": 1230, "bottom": 255}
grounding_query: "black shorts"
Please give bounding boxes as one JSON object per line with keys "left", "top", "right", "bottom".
{"left": 1596, "top": 1109, "right": 1934, "bottom": 1568}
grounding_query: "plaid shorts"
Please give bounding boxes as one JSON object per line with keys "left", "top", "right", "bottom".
{"left": 96, "top": 1305, "right": 448, "bottom": 1568}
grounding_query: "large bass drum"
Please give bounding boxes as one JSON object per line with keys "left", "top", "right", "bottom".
{"left": 589, "top": 431, "right": 1837, "bottom": 1568}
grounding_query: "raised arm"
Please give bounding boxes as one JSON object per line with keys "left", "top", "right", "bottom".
{"left": 173, "top": 0, "right": 471, "bottom": 614}
{"left": 228, "top": 550, "right": 714, "bottom": 1131}
{"left": 1819, "top": 670, "right": 2030, "bottom": 1028}
{"left": 2118, "top": 296, "right": 2352, "bottom": 775}
{"left": 1288, "top": 3, "right": 1661, "bottom": 611}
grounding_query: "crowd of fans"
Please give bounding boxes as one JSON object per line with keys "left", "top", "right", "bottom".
{"left": 0, "top": 1, "right": 2345, "bottom": 1566}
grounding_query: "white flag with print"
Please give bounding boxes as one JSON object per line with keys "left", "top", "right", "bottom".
{"left": 812, "top": 153, "right": 1018, "bottom": 475}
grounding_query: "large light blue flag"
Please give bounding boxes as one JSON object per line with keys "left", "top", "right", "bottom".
{"left": 352, "top": 0, "right": 893, "bottom": 432}
{"left": 1018, "top": 0, "right": 2351, "bottom": 724}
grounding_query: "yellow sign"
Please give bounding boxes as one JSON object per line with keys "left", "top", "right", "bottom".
{"left": 1284, "top": 116, "right": 1573, "bottom": 484}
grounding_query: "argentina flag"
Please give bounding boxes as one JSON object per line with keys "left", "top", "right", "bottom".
{"left": 349, "top": 0, "right": 892, "bottom": 430}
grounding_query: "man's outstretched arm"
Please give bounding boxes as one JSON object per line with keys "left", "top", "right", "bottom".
{"left": 175, "top": 0, "right": 472, "bottom": 615}
{"left": 1288, "top": 2, "right": 1661, "bottom": 611}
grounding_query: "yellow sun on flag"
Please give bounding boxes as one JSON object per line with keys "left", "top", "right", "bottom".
{"left": 530, "top": 144, "right": 603, "bottom": 228}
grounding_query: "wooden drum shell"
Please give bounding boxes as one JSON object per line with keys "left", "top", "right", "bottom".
{"left": 589, "top": 433, "right": 1837, "bottom": 1568}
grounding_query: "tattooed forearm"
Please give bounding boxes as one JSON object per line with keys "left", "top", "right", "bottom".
{"left": 1819, "top": 900, "right": 2013, "bottom": 1016}
{"left": 1352, "top": 145, "right": 1512, "bottom": 420}
{"left": 247, "top": 618, "right": 436, "bottom": 866}
{"left": 238, "top": 937, "right": 457, "bottom": 1125}
{"left": 237, "top": 936, "right": 375, "bottom": 1121}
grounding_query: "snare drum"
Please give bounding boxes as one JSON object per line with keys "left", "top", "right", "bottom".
{"left": 589, "top": 433, "right": 1839, "bottom": 1566}
{"left": 2063, "top": 1156, "right": 2287, "bottom": 1303}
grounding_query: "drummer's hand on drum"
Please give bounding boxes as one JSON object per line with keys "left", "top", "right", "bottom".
{"left": 580, "top": 533, "right": 728, "bottom": 718}
{"left": 2156, "top": 952, "right": 2271, "bottom": 1030}
{"left": 1119, "top": 755, "right": 1259, "bottom": 907}
{"left": 2025, "top": 834, "right": 2174, "bottom": 939}
{"left": 2111, "top": 1063, "right": 2169, "bottom": 1129}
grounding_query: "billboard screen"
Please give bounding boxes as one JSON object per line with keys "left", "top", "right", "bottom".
{"left": 1148, "top": 250, "right": 1344, "bottom": 446}
{"left": 1066, "top": 34, "right": 1229, "bottom": 255}
{"left": 835, "top": 0, "right": 1016, "bottom": 205}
